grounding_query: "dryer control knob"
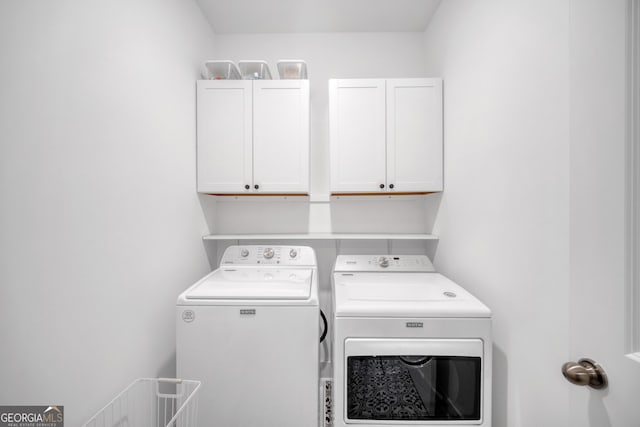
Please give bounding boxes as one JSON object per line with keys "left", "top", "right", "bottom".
{"left": 263, "top": 247, "right": 275, "bottom": 259}
{"left": 289, "top": 249, "right": 298, "bottom": 258}
{"left": 240, "top": 248, "right": 249, "bottom": 258}
{"left": 378, "top": 256, "right": 389, "bottom": 268}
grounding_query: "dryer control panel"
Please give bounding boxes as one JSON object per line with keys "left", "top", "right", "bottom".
{"left": 221, "top": 245, "right": 317, "bottom": 266}
{"left": 334, "top": 255, "right": 436, "bottom": 272}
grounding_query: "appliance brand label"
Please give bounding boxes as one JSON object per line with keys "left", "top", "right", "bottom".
{"left": 240, "top": 309, "right": 256, "bottom": 316}
{"left": 406, "top": 322, "right": 423, "bottom": 328}
{"left": 182, "top": 310, "right": 195, "bottom": 323}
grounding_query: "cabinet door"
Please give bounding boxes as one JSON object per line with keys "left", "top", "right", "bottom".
{"left": 386, "top": 78, "right": 443, "bottom": 192}
{"left": 197, "top": 80, "right": 252, "bottom": 193}
{"left": 253, "top": 80, "right": 310, "bottom": 193}
{"left": 330, "top": 79, "right": 387, "bottom": 193}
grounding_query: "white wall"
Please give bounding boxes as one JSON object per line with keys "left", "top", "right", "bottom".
{"left": 423, "top": 1, "right": 571, "bottom": 426}
{"left": 0, "top": 1, "right": 215, "bottom": 424}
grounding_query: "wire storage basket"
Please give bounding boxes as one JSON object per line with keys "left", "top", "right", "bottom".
{"left": 82, "top": 378, "right": 201, "bottom": 427}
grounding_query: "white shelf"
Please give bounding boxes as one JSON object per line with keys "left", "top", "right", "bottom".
{"left": 202, "top": 233, "right": 438, "bottom": 241}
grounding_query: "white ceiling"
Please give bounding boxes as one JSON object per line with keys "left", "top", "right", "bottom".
{"left": 196, "top": 0, "right": 442, "bottom": 34}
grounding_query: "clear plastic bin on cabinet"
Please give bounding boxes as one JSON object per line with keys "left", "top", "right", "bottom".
{"left": 277, "top": 60, "right": 308, "bottom": 79}
{"left": 202, "top": 60, "right": 241, "bottom": 80}
{"left": 238, "top": 60, "right": 273, "bottom": 80}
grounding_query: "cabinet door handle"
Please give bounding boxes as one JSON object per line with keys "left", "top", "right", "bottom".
{"left": 254, "top": 184, "right": 260, "bottom": 190}
{"left": 379, "top": 184, "right": 385, "bottom": 189}
{"left": 389, "top": 184, "right": 395, "bottom": 189}
{"left": 244, "top": 184, "right": 250, "bottom": 190}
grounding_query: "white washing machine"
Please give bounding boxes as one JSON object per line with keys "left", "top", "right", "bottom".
{"left": 177, "top": 245, "right": 319, "bottom": 427}
{"left": 332, "top": 255, "right": 492, "bottom": 427}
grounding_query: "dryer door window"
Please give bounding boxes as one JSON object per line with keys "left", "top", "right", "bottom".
{"left": 344, "top": 338, "right": 484, "bottom": 422}
{"left": 347, "top": 355, "right": 481, "bottom": 421}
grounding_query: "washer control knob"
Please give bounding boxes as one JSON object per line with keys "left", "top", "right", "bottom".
{"left": 289, "top": 249, "right": 298, "bottom": 259}
{"left": 263, "top": 247, "right": 275, "bottom": 259}
{"left": 240, "top": 248, "right": 249, "bottom": 258}
{"left": 378, "top": 256, "right": 389, "bottom": 268}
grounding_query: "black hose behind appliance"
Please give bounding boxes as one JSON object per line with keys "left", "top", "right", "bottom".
{"left": 320, "top": 310, "right": 328, "bottom": 343}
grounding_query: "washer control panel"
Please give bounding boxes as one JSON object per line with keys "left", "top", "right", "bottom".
{"left": 334, "top": 255, "right": 436, "bottom": 272}
{"left": 221, "top": 245, "right": 317, "bottom": 266}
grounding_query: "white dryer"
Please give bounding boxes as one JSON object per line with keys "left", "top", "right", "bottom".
{"left": 332, "top": 255, "right": 492, "bottom": 427}
{"left": 177, "top": 245, "right": 319, "bottom": 427}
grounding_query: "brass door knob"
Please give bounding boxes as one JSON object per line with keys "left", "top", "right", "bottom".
{"left": 561, "top": 358, "right": 608, "bottom": 389}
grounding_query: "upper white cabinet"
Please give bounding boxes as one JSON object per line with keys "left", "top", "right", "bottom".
{"left": 329, "top": 78, "right": 443, "bottom": 193}
{"left": 197, "top": 80, "right": 252, "bottom": 194}
{"left": 329, "top": 79, "right": 387, "bottom": 193}
{"left": 197, "top": 80, "right": 309, "bottom": 194}
{"left": 252, "top": 81, "right": 310, "bottom": 193}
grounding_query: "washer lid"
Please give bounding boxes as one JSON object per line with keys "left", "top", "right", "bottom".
{"left": 186, "top": 268, "right": 313, "bottom": 300}
{"left": 333, "top": 272, "right": 491, "bottom": 318}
